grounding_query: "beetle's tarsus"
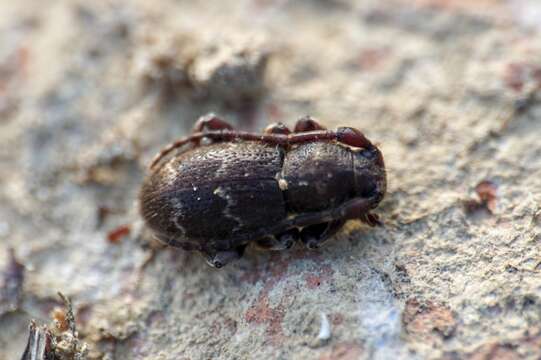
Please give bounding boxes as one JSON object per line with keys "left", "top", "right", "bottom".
{"left": 256, "top": 229, "right": 299, "bottom": 250}
{"left": 300, "top": 220, "right": 345, "bottom": 249}
{"left": 360, "top": 212, "right": 382, "bottom": 227}
{"left": 203, "top": 245, "right": 246, "bottom": 268}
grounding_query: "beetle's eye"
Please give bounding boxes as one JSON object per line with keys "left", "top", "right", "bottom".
{"left": 361, "top": 149, "right": 375, "bottom": 159}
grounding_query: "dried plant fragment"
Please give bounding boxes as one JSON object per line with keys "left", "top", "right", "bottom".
{"left": 20, "top": 321, "right": 54, "bottom": 360}
{"left": 20, "top": 293, "right": 88, "bottom": 360}
{"left": 107, "top": 224, "right": 131, "bottom": 244}
{"left": 463, "top": 180, "right": 498, "bottom": 214}
{"left": 0, "top": 248, "right": 25, "bottom": 315}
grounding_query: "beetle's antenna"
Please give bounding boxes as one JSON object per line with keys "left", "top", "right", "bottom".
{"left": 149, "top": 136, "right": 200, "bottom": 170}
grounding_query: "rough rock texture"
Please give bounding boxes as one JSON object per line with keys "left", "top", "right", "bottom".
{"left": 1, "top": 0, "right": 541, "bottom": 359}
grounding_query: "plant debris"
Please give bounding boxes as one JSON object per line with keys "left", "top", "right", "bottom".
{"left": 463, "top": 180, "right": 498, "bottom": 214}
{"left": 0, "top": 247, "right": 25, "bottom": 315}
{"left": 20, "top": 321, "right": 54, "bottom": 360}
{"left": 107, "top": 224, "right": 131, "bottom": 244}
{"left": 20, "top": 292, "right": 88, "bottom": 360}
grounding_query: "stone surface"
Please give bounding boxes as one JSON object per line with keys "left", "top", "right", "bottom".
{"left": 1, "top": 0, "right": 541, "bottom": 359}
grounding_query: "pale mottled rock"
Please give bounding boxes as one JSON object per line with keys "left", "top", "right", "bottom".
{"left": 0, "top": 1, "right": 540, "bottom": 359}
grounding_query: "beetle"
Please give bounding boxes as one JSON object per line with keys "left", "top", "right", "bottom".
{"left": 139, "top": 113, "right": 386, "bottom": 268}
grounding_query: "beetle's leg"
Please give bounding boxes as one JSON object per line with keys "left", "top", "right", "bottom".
{"left": 294, "top": 116, "right": 326, "bottom": 132}
{"left": 152, "top": 233, "right": 199, "bottom": 249}
{"left": 149, "top": 131, "right": 287, "bottom": 169}
{"left": 264, "top": 122, "right": 291, "bottom": 135}
{"left": 202, "top": 245, "right": 246, "bottom": 268}
{"left": 360, "top": 212, "right": 382, "bottom": 227}
{"left": 281, "top": 195, "right": 380, "bottom": 230}
{"left": 300, "top": 219, "right": 345, "bottom": 249}
{"left": 151, "top": 125, "right": 378, "bottom": 169}
{"left": 255, "top": 229, "right": 299, "bottom": 250}
{"left": 151, "top": 128, "right": 379, "bottom": 170}
{"left": 286, "top": 127, "right": 375, "bottom": 150}
{"left": 156, "top": 235, "right": 190, "bottom": 249}
{"left": 192, "top": 113, "right": 234, "bottom": 133}
{"left": 149, "top": 114, "right": 235, "bottom": 169}
{"left": 335, "top": 127, "right": 375, "bottom": 149}
{"left": 149, "top": 135, "right": 201, "bottom": 169}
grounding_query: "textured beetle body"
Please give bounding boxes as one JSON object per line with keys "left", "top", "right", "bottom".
{"left": 141, "top": 141, "right": 286, "bottom": 250}
{"left": 283, "top": 142, "right": 356, "bottom": 213}
{"left": 140, "top": 114, "right": 386, "bottom": 267}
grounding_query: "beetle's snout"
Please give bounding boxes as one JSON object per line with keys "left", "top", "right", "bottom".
{"left": 352, "top": 148, "right": 387, "bottom": 203}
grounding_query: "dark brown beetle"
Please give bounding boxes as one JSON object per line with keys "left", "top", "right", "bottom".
{"left": 140, "top": 114, "right": 386, "bottom": 268}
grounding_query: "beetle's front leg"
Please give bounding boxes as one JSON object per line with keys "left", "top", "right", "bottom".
{"left": 202, "top": 245, "right": 246, "bottom": 268}
{"left": 255, "top": 229, "right": 299, "bottom": 250}
{"left": 286, "top": 127, "right": 375, "bottom": 151}
{"left": 289, "top": 195, "right": 380, "bottom": 229}
{"left": 300, "top": 220, "right": 345, "bottom": 250}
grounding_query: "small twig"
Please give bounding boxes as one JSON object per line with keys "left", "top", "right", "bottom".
{"left": 57, "top": 292, "right": 77, "bottom": 337}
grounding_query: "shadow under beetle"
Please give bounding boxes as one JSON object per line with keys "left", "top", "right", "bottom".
{"left": 140, "top": 114, "right": 386, "bottom": 268}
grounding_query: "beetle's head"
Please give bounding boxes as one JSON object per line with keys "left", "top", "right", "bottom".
{"left": 352, "top": 145, "right": 386, "bottom": 206}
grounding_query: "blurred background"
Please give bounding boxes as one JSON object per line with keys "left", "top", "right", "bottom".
{"left": 1, "top": 0, "right": 541, "bottom": 359}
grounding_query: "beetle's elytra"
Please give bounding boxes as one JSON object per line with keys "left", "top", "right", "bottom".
{"left": 139, "top": 114, "right": 386, "bottom": 268}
